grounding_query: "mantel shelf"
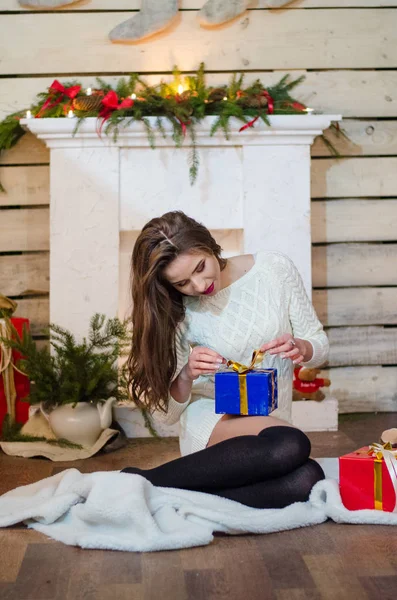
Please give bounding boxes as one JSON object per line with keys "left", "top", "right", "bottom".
{"left": 21, "top": 115, "right": 342, "bottom": 149}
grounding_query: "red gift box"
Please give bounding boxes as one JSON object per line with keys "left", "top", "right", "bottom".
{"left": 0, "top": 317, "right": 30, "bottom": 435}
{"left": 339, "top": 445, "right": 397, "bottom": 513}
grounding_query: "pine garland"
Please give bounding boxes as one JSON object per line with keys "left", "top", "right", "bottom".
{"left": 0, "top": 64, "right": 344, "bottom": 187}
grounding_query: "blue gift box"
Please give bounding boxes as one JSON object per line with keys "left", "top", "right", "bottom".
{"left": 215, "top": 369, "right": 278, "bottom": 416}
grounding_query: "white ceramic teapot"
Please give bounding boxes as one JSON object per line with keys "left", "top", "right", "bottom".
{"left": 40, "top": 397, "right": 116, "bottom": 447}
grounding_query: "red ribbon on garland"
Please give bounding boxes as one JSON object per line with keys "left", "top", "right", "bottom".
{"left": 263, "top": 90, "right": 274, "bottom": 115}
{"left": 176, "top": 116, "right": 191, "bottom": 137}
{"left": 290, "top": 101, "right": 306, "bottom": 112}
{"left": 97, "top": 91, "right": 134, "bottom": 135}
{"left": 239, "top": 90, "right": 274, "bottom": 132}
{"left": 239, "top": 115, "right": 260, "bottom": 132}
{"left": 36, "top": 80, "right": 81, "bottom": 118}
{"left": 174, "top": 93, "right": 191, "bottom": 137}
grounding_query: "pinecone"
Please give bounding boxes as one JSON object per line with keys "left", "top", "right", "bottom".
{"left": 73, "top": 95, "right": 104, "bottom": 112}
{"left": 179, "top": 90, "right": 198, "bottom": 101}
{"left": 238, "top": 94, "right": 268, "bottom": 109}
{"left": 207, "top": 87, "right": 227, "bottom": 103}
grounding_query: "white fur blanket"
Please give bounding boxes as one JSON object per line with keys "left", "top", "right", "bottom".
{"left": 0, "top": 459, "right": 396, "bottom": 552}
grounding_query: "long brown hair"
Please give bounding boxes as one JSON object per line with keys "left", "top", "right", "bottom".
{"left": 128, "top": 211, "right": 226, "bottom": 415}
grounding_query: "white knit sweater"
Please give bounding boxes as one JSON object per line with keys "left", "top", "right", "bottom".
{"left": 155, "top": 251, "right": 329, "bottom": 454}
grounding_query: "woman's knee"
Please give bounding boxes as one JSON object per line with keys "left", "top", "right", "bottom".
{"left": 259, "top": 426, "right": 311, "bottom": 463}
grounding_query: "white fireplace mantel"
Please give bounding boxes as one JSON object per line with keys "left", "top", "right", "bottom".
{"left": 22, "top": 115, "right": 341, "bottom": 338}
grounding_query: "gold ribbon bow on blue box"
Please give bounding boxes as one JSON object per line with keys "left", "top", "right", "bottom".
{"left": 215, "top": 350, "right": 278, "bottom": 416}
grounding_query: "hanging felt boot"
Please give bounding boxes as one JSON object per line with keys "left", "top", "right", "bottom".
{"left": 263, "top": 1, "right": 297, "bottom": 7}
{"left": 19, "top": 0, "right": 80, "bottom": 6}
{"left": 109, "top": 0, "right": 179, "bottom": 43}
{"left": 198, "top": 0, "right": 251, "bottom": 27}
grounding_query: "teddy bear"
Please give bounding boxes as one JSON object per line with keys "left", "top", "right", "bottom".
{"left": 292, "top": 366, "right": 331, "bottom": 402}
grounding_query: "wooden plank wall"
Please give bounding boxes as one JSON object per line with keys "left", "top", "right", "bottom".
{"left": 1, "top": 1, "right": 396, "bottom": 412}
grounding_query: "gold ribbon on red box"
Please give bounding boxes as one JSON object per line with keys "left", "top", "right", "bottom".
{"left": 367, "top": 442, "right": 397, "bottom": 512}
{"left": 0, "top": 295, "right": 26, "bottom": 423}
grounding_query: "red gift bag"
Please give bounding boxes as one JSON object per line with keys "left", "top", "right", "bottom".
{"left": 339, "top": 444, "right": 397, "bottom": 513}
{"left": 0, "top": 317, "right": 30, "bottom": 435}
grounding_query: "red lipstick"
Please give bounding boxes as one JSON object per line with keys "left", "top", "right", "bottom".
{"left": 203, "top": 282, "right": 214, "bottom": 295}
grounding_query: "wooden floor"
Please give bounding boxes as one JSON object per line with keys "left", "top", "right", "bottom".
{"left": 0, "top": 412, "right": 396, "bottom": 600}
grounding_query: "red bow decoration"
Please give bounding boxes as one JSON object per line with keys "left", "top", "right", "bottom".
{"left": 36, "top": 80, "right": 81, "bottom": 118}
{"left": 239, "top": 90, "right": 274, "bottom": 132}
{"left": 97, "top": 91, "right": 134, "bottom": 135}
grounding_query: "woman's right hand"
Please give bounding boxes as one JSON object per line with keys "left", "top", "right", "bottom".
{"left": 181, "top": 346, "right": 225, "bottom": 381}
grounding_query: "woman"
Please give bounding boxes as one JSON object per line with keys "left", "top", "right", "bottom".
{"left": 122, "top": 211, "right": 328, "bottom": 508}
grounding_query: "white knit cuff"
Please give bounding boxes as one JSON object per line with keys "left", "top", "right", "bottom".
{"left": 301, "top": 339, "right": 324, "bottom": 369}
{"left": 155, "top": 393, "right": 191, "bottom": 425}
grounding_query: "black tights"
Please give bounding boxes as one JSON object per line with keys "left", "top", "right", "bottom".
{"left": 121, "top": 426, "right": 324, "bottom": 509}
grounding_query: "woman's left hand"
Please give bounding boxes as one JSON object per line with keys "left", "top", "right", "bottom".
{"left": 260, "top": 334, "right": 308, "bottom": 365}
